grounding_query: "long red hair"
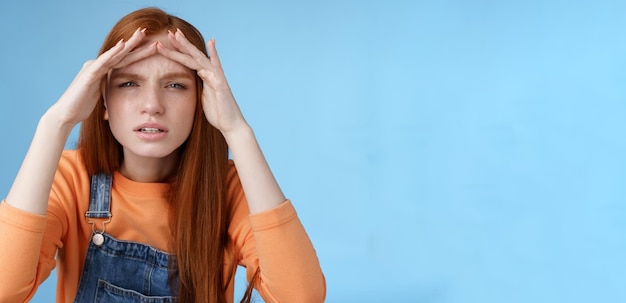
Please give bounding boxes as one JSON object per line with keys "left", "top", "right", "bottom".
{"left": 77, "top": 7, "right": 255, "bottom": 303}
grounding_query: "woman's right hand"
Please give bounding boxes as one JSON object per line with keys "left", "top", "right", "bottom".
{"left": 5, "top": 28, "right": 158, "bottom": 215}
{"left": 49, "top": 27, "right": 157, "bottom": 127}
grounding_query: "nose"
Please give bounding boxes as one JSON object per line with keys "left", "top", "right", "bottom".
{"left": 140, "top": 87, "right": 164, "bottom": 116}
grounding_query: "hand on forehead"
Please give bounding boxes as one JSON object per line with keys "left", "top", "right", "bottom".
{"left": 124, "top": 33, "right": 176, "bottom": 65}
{"left": 112, "top": 32, "right": 194, "bottom": 76}
{"left": 136, "top": 33, "right": 174, "bottom": 52}
{"left": 106, "top": 27, "right": 216, "bottom": 81}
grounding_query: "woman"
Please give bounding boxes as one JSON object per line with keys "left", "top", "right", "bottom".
{"left": 0, "top": 7, "right": 325, "bottom": 303}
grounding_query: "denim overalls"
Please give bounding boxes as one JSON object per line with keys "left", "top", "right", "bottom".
{"left": 73, "top": 173, "right": 177, "bottom": 302}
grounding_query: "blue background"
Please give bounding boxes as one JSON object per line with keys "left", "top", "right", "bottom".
{"left": 1, "top": 0, "right": 625, "bottom": 302}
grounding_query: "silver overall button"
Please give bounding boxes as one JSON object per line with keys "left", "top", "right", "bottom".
{"left": 92, "top": 233, "right": 105, "bottom": 246}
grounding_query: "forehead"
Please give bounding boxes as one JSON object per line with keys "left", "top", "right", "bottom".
{"left": 111, "top": 33, "right": 193, "bottom": 77}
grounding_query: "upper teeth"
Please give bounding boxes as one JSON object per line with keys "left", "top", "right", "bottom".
{"left": 140, "top": 128, "right": 162, "bottom": 133}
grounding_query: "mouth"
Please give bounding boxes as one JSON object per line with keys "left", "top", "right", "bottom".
{"left": 134, "top": 125, "right": 168, "bottom": 141}
{"left": 137, "top": 127, "right": 165, "bottom": 133}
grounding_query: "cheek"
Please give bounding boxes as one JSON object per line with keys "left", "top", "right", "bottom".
{"left": 181, "top": 100, "right": 198, "bottom": 131}
{"left": 103, "top": 96, "right": 134, "bottom": 130}
{"left": 103, "top": 99, "right": 123, "bottom": 121}
{"left": 104, "top": 88, "right": 122, "bottom": 117}
{"left": 179, "top": 90, "right": 198, "bottom": 118}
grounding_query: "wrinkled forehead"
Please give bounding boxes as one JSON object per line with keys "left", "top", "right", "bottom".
{"left": 110, "top": 33, "right": 194, "bottom": 78}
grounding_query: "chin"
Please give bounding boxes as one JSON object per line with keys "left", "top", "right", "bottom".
{"left": 125, "top": 146, "right": 182, "bottom": 161}
{"left": 145, "top": 149, "right": 180, "bottom": 159}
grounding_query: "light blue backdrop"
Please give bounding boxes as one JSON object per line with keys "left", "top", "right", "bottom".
{"left": 1, "top": 0, "right": 625, "bottom": 302}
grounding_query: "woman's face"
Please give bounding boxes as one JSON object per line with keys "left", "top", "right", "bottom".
{"left": 105, "top": 33, "right": 197, "bottom": 168}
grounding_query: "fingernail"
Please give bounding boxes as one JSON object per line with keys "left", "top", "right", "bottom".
{"left": 141, "top": 27, "right": 147, "bottom": 33}
{"left": 177, "top": 28, "right": 185, "bottom": 37}
{"left": 116, "top": 39, "right": 124, "bottom": 46}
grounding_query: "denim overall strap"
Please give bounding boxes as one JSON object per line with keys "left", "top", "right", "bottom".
{"left": 73, "top": 173, "right": 176, "bottom": 302}
{"left": 86, "top": 173, "right": 112, "bottom": 219}
{"left": 84, "top": 173, "right": 112, "bottom": 247}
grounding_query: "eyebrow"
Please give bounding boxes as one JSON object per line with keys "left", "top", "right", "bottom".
{"left": 161, "top": 72, "right": 195, "bottom": 81}
{"left": 110, "top": 72, "right": 195, "bottom": 81}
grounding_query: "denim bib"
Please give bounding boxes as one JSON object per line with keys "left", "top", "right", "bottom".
{"left": 73, "top": 173, "right": 176, "bottom": 302}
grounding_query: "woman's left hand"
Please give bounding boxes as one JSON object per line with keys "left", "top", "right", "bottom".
{"left": 157, "top": 29, "right": 247, "bottom": 134}
{"left": 158, "top": 30, "right": 286, "bottom": 214}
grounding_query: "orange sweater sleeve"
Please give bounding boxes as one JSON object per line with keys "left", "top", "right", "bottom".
{"left": 0, "top": 201, "right": 57, "bottom": 302}
{"left": 227, "top": 166, "right": 326, "bottom": 303}
{"left": 1, "top": 154, "right": 325, "bottom": 302}
{"left": 0, "top": 150, "right": 87, "bottom": 303}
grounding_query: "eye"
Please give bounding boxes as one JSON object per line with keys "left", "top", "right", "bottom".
{"left": 118, "top": 81, "right": 137, "bottom": 88}
{"left": 166, "top": 83, "right": 186, "bottom": 89}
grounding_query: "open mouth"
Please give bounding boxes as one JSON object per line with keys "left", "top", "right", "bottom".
{"left": 138, "top": 128, "right": 164, "bottom": 133}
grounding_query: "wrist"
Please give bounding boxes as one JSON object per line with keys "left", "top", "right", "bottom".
{"left": 221, "top": 121, "right": 253, "bottom": 145}
{"left": 40, "top": 106, "right": 77, "bottom": 137}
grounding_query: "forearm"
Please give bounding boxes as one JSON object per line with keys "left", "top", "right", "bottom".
{"left": 223, "top": 124, "right": 285, "bottom": 214}
{"left": 250, "top": 202, "right": 326, "bottom": 302}
{"left": 0, "top": 203, "right": 52, "bottom": 302}
{"left": 6, "top": 108, "right": 74, "bottom": 215}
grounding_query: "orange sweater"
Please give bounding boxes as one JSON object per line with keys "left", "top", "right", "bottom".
{"left": 0, "top": 150, "right": 325, "bottom": 302}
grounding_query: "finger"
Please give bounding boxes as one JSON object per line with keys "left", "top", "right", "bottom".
{"left": 88, "top": 28, "right": 147, "bottom": 74}
{"left": 168, "top": 29, "right": 212, "bottom": 66}
{"left": 113, "top": 41, "right": 157, "bottom": 69}
{"left": 108, "top": 27, "right": 148, "bottom": 65}
{"left": 205, "top": 38, "right": 223, "bottom": 69}
{"left": 73, "top": 41, "right": 123, "bottom": 83}
{"left": 172, "top": 29, "right": 209, "bottom": 59}
{"left": 92, "top": 39, "right": 126, "bottom": 69}
{"left": 76, "top": 28, "right": 148, "bottom": 84}
{"left": 156, "top": 40, "right": 202, "bottom": 70}
{"left": 121, "top": 27, "right": 148, "bottom": 53}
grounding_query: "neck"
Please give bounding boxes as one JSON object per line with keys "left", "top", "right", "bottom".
{"left": 120, "top": 151, "right": 180, "bottom": 183}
